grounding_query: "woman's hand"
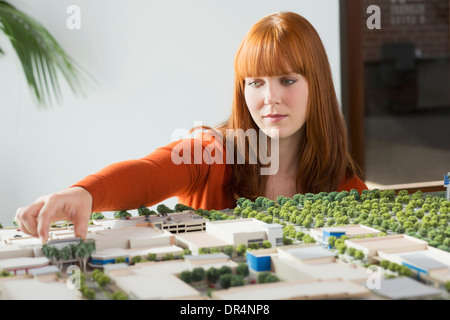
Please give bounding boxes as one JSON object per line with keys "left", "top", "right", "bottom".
{"left": 15, "top": 187, "right": 93, "bottom": 243}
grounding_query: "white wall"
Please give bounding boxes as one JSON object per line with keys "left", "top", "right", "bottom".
{"left": 0, "top": 0, "right": 341, "bottom": 225}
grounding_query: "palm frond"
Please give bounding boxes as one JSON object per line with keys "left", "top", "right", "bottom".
{"left": 0, "top": 1, "right": 92, "bottom": 107}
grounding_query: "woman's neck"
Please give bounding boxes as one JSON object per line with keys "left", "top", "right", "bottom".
{"left": 269, "top": 128, "right": 303, "bottom": 178}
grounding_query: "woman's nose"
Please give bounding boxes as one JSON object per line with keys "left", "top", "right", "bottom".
{"left": 264, "top": 83, "right": 281, "bottom": 105}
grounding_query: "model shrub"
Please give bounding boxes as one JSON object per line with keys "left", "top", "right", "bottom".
{"left": 179, "top": 270, "right": 193, "bottom": 283}
{"left": 219, "top": 273, "right": 232, "bottom": 289}
{"left": 380, "top": 260, "right": 390, "bottom": 269}
{"left": 131, "top": 255, "right": 142, "bottom": 264}
{"left": 114, "top": 210, "right": 132, "bottom": 219}
{"left": 192, "top": 267, "right": 205, "bottom": 282}
{"left": 111, "top": 291, "right": 128, "bottom": 300}
{"left": 207, "top": 267, "right": 221, "bottom": 284}
{"left": 97, "top": 274, "right": 111, "bottom": 287}
{"left": 258, "top": 272, "right": 280, "bottom": 284}
{"left": 90, "top": 212, "right": 105, "bottom": 220}
{"left": 115, "top": 256, "right": 127, "bottom": 264}
{"left": 236, "top": 263, "right": 249, "bottom": 277}
{"left": 230, "top": 275, "right": 245, "bottom": 287}
{"left": 219, "top": 265, "right": 232, "bottom": 276}
{"left": 236, "top": 244, "right": 247, "bottom": 256}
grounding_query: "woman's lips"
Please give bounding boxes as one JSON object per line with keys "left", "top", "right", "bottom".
{"left": 264, "top": 114, "right": 286, "bottom": 122}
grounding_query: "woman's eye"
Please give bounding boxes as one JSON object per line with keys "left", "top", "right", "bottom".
{"left": 282, "top": 79, "right": 296, "bottom": 86}
{"left": 248, "top": 81, "right": 263, "bottom": 88}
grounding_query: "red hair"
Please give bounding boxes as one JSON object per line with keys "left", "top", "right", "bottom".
{"left": 194, "top": 12, "right": 361, "bottom": 200}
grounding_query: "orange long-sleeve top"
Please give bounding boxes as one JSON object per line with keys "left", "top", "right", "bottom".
{"left": 72, "top": 133, "right": 368, "bottom": 212}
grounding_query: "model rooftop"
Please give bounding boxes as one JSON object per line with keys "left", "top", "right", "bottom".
{"left": 212, "top": 279, "right": 370, "bottom": 300}
{"left": 206, "top": 218, "right": 281, "bottom": 233}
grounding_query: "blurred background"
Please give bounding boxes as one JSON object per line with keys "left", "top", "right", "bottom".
{"left": 352, "top": 0, "right": 450, "bottom": 187}
{"left": 0, "top": 0, "right": 342, "bottom": 224}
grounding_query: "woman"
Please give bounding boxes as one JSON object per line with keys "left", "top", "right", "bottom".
{"left": 15, "top": 12, "right": 367, "bottom": 242}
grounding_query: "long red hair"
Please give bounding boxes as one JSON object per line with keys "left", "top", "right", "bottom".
{"left": 193, "top": 12, "right": 361, "bottom": 201}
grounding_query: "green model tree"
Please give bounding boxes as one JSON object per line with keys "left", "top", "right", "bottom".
{"left": 115, "top": 257, "right": 127, "bottom": 264}
{"left": 111, "top": 291, "right": 128, "bottom": 300}
{"left": 90, "top": 212, "right": 105, "bottom": 220}
{"left": 179, "top": 270, "right": 193, "bottom": 284}
{"left": 131, "top": 255, "right": 142, "bottom": 264}
{"left": 258, "top": 272, "right": 279, "bottom": 284}
{"left": 206, "top": 267, "right": 220, "bottom": 284}
{"left": 236, "top": 263, "right": 249, "bottom": 277}
{"left": 235, "top": 244, "right": 247, "bottom": 257}
{"left": 137, "top": 205, "right": 151, "bottom": 217}
{"left": 174, "top": 203, "right": 195, "bottom": 212}
{"left": 114, "top": 210, "right": 132, "bottom": 219}
{"left": 218, "top": 273, "right": 232, "bottom": 289}
{"left": 230, "top": 275, "right": 245, "bottom": 287}
{"left": 192, "top": 267, "right": 205, "bottom": 282}
{"left": 156, "top": 204, "right": 174, "bottom": 214}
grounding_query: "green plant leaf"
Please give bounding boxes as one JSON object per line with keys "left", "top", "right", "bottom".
{"left": 0, "top": 1, "right": 92, "bottom": 107}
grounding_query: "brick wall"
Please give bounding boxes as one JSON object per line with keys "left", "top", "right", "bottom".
{"left": 362, "top": 0, "right": 449, "bottom": 61}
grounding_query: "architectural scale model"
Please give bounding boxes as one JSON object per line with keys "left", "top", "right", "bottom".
{"left": 0, "top": 187, "right": 449, "bottom": 300}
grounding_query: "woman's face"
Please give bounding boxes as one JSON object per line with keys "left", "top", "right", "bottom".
{"left": 244, "top": 72, "right": 309, "bottom": 140}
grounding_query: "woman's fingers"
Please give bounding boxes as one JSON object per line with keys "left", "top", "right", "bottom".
{"left": 15, "top": 202, "right": 44, "bottom": 237}
{"left": 15, "top": 187, "right": 93, "bottom": 243}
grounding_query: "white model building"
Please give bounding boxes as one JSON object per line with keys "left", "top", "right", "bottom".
{"left": 104, "top": 253, "right": 239, "bottom": 300}
{"left": 211, "top": 278, "right": 371, "bottom": 300}
{"left": 87, "top": 226, "right": 185, "bottom": 265}
{"left": 246, "top": 244, "right": 370, "bottom": 284}
{"left": 175, "top": 218, "right": 283, "bottom": 254}
{"left": 310, "top": 224, "right": 381, "bottom": 246}
{"left": 0, "top": 257, "right": 49, "bottom": 275}
{"left": 345, "top": 234, "right": 429, "bottom": 263}
{"left": 93, "top": 211, "right": 208, "bottom": 234}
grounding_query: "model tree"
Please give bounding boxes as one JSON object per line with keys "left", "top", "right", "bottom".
{"left": 218, "top": 265, "right": 232, "bottom": 276}
{"left": 258, "top": 272, "right": 279, "bottom": 284}
{"left": 230, "top": 275, "right": 245, "bottom": 287}
{"left": 236, "top": 263, "right": 249, "bottom": 277}
{"left": 223, "top": 245, "right": 234, "bottom": 257}
{"left": 192, "top": 267, "right": 205, "bottom": 282}
{"left": 235, "top": 244, "right": 247, "bottom": 257}
{"left": 131, "top": 255, "right": 142, "bottom": 264}
{"left": 111, "top": 291, "right": 128, "bottom": 300}
{"left": 218, "top": 273, "right": 232, "bottom": 289}
{"left": 114, "top": 210, "right": 132, "bottom": 219}
{"left": 207, "top": 267, "right": 220, "bottom": 284}
{"left": 261, "top": 240, "right": 272, "bottom": 249}
{"left": 174, "top": 203, "right": 195, "bottom": 212}
{"left": 90, "top": 212, "right": 105, "bottom": 220}
{"left": 236, "top": 197, "right": 247, "bottom": 208}
{"left": 180, "top": 270, "right": 193, "bottom": 284}
{"left": 115, "top": 257, "right": 127, "bottom": 264}
{"left": 156, "top": 204, "right": 174, "bottom": 214}
{"left": 137, "top": 205, "right": 151, "bottom": 217}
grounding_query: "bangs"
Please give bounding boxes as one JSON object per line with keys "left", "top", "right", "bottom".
{"left": 235, "top": 23, "right": 306, "bottom": 80}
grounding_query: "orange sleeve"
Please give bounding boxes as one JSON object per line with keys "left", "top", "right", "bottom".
{"left": 71, "top": 138, "right": 214, "bottom": 212}
{"left": 337, "top": 173, "right": 368, "bottom": 194}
